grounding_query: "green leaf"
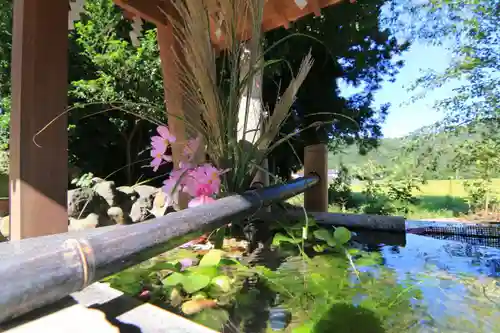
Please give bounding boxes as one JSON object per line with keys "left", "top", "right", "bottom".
{"left": 272, "top": 233, "right": 302, "bottom": 247}
{"left": 199, "top": 249, "right": 224, "bottom": 267}
{"left": 185, "top": 265, "right": 218, "bottom": 279}
{"left": 326, "top": 237, "right": 337, "bottom": 247}
{"left": 313, "top": 228, "right": 331, "bottom": 241}
{"left": 313, "top": 244, "right": 326, "bottom": 253}
{"left": 334, "top": 227, "right": 352, "bottom": 245}
{"left": 151, "top": 262, "right": 181, "bottom": 272}
{"left": 162, "top": 272, "right": 185, "bottom": 287}
{"left": 182, "top": 274, "right": 211, "bottom": 294}
{"left": 211, "top": 275, "right": 232, "bottom": 293}
{"left": 354, "top": 257, "right": 379, "bottom": 267}
{"left": 191, "top": 308, "right": 229, "bottom": 331}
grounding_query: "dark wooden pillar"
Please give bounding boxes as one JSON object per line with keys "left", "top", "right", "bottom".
{"left": 9, "top": 0, "right": 69, "bottom": 239}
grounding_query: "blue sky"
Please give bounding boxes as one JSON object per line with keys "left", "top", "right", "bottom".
{"left": 340, "top": 41, "right": 459, "bottom": 138}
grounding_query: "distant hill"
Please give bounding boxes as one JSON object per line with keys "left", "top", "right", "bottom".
{"left": 327, "top": 122, "right": 487, "bottom": 179}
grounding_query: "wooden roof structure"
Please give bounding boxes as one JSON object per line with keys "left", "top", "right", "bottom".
{"left": 115, "top": 0, "right": 345, "bottom": 48}
{"left": 9, "top": 0, "right": 349, "bottom": 240}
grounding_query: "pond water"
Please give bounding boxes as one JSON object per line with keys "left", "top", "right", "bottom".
{"left": 261, "top": 233, "right": 500, "bottom": 333}
{"left": 104, "top": 230, "right": 500, "bottom": 333}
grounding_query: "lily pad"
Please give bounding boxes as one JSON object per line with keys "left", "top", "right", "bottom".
{"left": 162, "top": 272, "right": 185, "bottom": 287}
{"left": 199, "top": 249, "right": 224, "bottom": 267}
{"left": 191, "top": 308, "right": 229, "bottom": 331}
{"left": 334, "top": 227, "right": 352, "bottom": 245}
{"left": 183, "top": 274, "right": 211, "bottom": 294}
{"left": 185, "top": 265, "right": 218, "bottom": 279}
{"left": 313, "top": 228, "right": 331, "bottom": 241}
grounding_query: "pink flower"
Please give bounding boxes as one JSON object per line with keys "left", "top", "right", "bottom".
{"left": 150, "top": 147, "right": 172, "bottom": 172}
{"left": 196, "top": 164, "right": 221, "bottom": 194}
{"left": 151, "top": 125, "right": 176, "bottom": 148}
{"left": 188, "top": 195, "right": 216, "bottom": 208}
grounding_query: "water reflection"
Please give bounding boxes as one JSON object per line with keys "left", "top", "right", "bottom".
{"left": 379, "top": 234, "right": 500, "bottom": 332}
{"left": 262, "top": 234, "right": 500, "bottom": 333}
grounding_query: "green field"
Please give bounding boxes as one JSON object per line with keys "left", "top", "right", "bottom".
{"left": 290, "top": 179, "right": 500, "bottom": 220}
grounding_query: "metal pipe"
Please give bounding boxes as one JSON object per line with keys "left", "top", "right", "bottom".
{"left": 0, "top": 176, "right": 318, "bottom": 324}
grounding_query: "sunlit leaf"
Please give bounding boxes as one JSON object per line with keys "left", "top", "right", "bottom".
{"left": 182, "top": 274, "right": 211, "bottom": 294}
{"left": 185, "top": 265, "right": 219, "bottom": 279}
{"left": 199, "top": 249, "right": 224, "bottom": 267}
{"left": 162, "top": 272, "right": 185, "bottom": 287}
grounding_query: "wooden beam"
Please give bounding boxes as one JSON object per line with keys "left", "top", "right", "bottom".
{"left": 265, "top": 0, "right": 290, "bottom": 30}
{"left": 113, "top": 0, "right": 168, "bottom": 27}
{"left": 308, "top": 0, "right": 322, "bottom": 16}
{"left": 10, "top": 0, "right": 69, "bottom": 239}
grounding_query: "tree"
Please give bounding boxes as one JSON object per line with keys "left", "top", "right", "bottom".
{"left": 453, "top": 134, "right": 500, "bottom": 213}
{"left": 0, "top": 0, "right": 12, "bottom": 149}
{"left": 391, "top": 0, "right": 499, "bottom": 128}
{"left": 263, "top": 0, "right": 409, "bottom": 179}
{"left": 68, "top": 0, "right": 165, "bottom": 184}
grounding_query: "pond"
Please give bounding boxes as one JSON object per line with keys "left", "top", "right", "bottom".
{"left": 103, "top": 226, "right": 500, "bottom": 333}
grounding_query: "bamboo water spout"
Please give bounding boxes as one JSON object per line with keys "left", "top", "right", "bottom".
{"left": 0, "top": 176, "right": 318, "bottom": 324}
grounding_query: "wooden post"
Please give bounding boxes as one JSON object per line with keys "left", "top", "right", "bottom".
{"left": 9, "top": 0, "right": 69, "bottom": 240}
{"left": 304, "top": 144, "right": 328, "bottom": 212}
{"left": 158, "top": 22, "right": 196, "bottom": 209}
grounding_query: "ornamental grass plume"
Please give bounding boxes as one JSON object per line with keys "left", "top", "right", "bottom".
{"left": 161, "top": 0, "right": 314, "bottom": 194}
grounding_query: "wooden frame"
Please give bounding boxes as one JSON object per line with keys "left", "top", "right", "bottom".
{"left": 8, "top": 0, "right": 346, "bottom": 239}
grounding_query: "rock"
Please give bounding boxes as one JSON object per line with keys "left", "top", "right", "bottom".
{"left": 133, "top": 185, "right": 158, "bottom": 199}
{"left": 91, "top": 177, "right": 105, "bottom": 185}
{"left": 116, "top": 186, "right": 138, "bottom": 213}
{"left": 69, "top": 213, "right": 99, "bottom": 231}
{"left": 117, "top": 186, "right": 139, "bottom": 201}
{"left": 67, "top": 187, "right": 109, "bottom": 219}
{"left": 107, "top": 206, "right": 132, "bottom": 225}
{"left": 93, "top": 181, "right": 118, "bottom": 207}
{"left": 0, "top": 215, "right": 9, "bottom": 239}
{"left": 150, "top": 191, "right": 169, "bottom": 217}
{"left": 130, "top": 196, "right": 153, "bottom": 223}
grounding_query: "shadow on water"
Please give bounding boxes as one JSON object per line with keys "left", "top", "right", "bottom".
{"left": 312, "top": 303, "right": 385, "bottom": 333}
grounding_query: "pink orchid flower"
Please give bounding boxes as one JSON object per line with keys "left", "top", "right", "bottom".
{"left": 196, "top": 164, "right": 222, "bottom": 194}
{"left": 150, "top": 147, "right": 172, "bottom": 172}
{"left": 162, "top": 165, "right": 196, "bottom": 199}
{"left": 151, "top": 125, "right": 176, "bottom": 148}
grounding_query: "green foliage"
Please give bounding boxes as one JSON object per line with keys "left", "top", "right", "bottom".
{"left": 67, "top": 0, "right": 165, "bottom": 185}
{"left": 70, "top": 172, "right": 94, "bottom": 189}
{"left": 0, "top": 0, "right": 12, "bottom": 148}
{"left": 264, "top": 0, "right": 410, "bottom": 178}
{"left": 258, "top": 253, "right": 422, "bottom": 333}
{"left": 327, "top": 164, "right": 354, "bottom": 211}
{"left": 353, "top": 160, "right": 423, "bottom": 216}
{"left": 453, "top": 134, "right": 500, "bottom": 213}
{"left": 401, "top": 0, "right": 499, "bottom": 128}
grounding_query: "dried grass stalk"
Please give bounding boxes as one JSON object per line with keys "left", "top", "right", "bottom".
{"left": 162, "top": 0, "right": 314, "bottom": 191}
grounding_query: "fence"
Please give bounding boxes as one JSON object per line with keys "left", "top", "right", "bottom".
{"left": 0, "top": 175, "right": 318, "bottom": 324}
